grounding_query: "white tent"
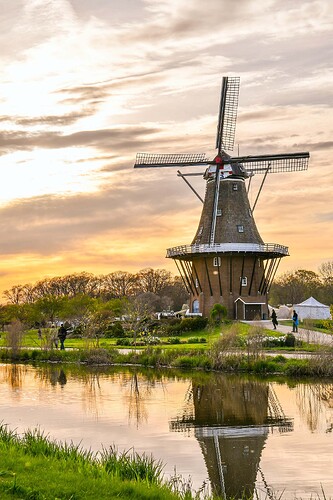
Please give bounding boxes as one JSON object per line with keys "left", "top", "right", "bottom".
{"left": 268, "top": 304, "right": 292, "bottom": 319}
{"left": 294, "top": 296, "right": 332, "bottom": 321}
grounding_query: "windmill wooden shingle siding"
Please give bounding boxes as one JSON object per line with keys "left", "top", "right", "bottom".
{"left": 134, "top": 77, "right": 310, "bottom": 319}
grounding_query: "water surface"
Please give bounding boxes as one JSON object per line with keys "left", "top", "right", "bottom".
{"left": 0, "top": 363, "right": 332, "bottom": 498}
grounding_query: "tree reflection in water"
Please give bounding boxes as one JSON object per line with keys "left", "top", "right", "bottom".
{"left": 1, "top": 364, "right": 28, "bottom": 392}
{"left": 296, "top": 383, "right": 333, "bottom": 433}
{"left": 121, "top": 370, "right": 166, "bottom": 428}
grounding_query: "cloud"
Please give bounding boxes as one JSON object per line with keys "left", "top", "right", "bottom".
{"left": 0, "top": 0, "right": 332, "bottom": 294}
{"left": 0, "top": 126, "right": 158, "bottom": 156}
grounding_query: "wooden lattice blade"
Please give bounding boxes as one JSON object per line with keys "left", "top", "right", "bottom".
{"left": 227, "top": 152, "right": 309, "bottom": 174}
{"left": 134, "top": 152, "right": 210, "bottom": 168}
{"left": 216, "top": 76, "right": 240, "bottom": 153}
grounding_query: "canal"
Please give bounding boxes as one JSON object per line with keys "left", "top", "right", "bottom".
{"left": 0, "top": 363, "right": 332, "bottom": 498}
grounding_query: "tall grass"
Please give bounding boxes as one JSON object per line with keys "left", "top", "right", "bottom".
{"left": 0, "top": 424, "right": 211, "bottom": 499}
{"left": 100, "top": 445, "right": 164, "bottom": 484}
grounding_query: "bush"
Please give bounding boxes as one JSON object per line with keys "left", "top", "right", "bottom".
{"left": 272, "top": 354, "right": 287, "bottom": 363}
{"left": 70, "top": 325, "right": 85, "bottom": 338}
{"left": 172, "top": 354, "right": 209, "bottom": 369}
{"left": 187, "top": 337, "right": 207, "bottom": 344}
{"left": 115, "top": 338, "right": 131, "bottom": 346}
{"left": 285, "top": 333, "right": 296, "bottom": 347}
{"left": 105, "top": 322, "right": 125, "bottom": 338}
{"left": 165, "top": 316, "right": 208, "bottom": 335}
{"left": 304, "top": 319, "right": 333, "bottom": 331}
{"left": 187, "top": 337, "right": 200, "bottom": 344}
{"left": 210, "top": 303, "right": 228, "bottom": 323}
{"left": 167, "top": 337, "right": 181, "bottom": 344}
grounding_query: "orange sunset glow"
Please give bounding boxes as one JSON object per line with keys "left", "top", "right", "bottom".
{"left": 0, "top": 0, "right": 332, "bottom": 298}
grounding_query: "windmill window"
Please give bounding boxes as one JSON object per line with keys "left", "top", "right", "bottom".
{"left": 198, "top": 226, "right": 203, "bottom": 236}
{"left": 195, "top": 278, "right": 199, "bottom": 288}
{"left": 237, "top": 225, "right": 244, "bottom": 233}
{"left": 213, "top": 257, "right": 221, "bottom": 267}
{"left": 232, "top": 183, "right": 238, "bottom": 191}
{"left": 241, "top": 276, "right": 248, "bottom": 286}
{"left": 217, "top": 209, "right": 222, "bottom": 216}
{"left": 248, "top": 208, "right": 252, "bottom": 217}
{"left": 192, "top": 300, "right": 199, "bottom": 313}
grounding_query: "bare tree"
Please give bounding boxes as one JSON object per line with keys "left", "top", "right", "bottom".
{"left": 101, "top": 271, "right": 137, "bottom": 298}
{"left": 136, "top": 268, "right": 172, "bottom": 295}
{"left": 3, "top": 285, "right": 27, "bottom": 304}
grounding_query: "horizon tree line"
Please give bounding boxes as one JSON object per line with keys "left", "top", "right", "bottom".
{"left": 1, "top": 262, "right": 332, "bottom": 328}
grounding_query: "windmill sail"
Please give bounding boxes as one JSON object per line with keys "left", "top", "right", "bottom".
{"left": 134, "top": 152, "right": 210, "bottom": 168}
{"left": 227, "top": 152, "right": 309, "bottom": 174}
{"left": 216, "top": 76, "right": 240, "bottom": 153}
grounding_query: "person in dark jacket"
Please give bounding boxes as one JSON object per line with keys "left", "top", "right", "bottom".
{"left": 57, "top": 324, "right": 67, "bottom": 350}
{"left": 292, "top": 310, "right": 299, "bottom": 333}
{"left": 271, "top": 309, "right": 278, "bottom": 330}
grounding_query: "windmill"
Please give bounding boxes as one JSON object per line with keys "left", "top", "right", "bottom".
{"left": 134, "top": 77, "right": 309, "bottom": 319}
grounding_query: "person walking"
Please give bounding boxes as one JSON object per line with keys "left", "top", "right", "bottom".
{"left": 57, "top": 324, "right": 67, "bottom": 350}
{"left": 271, "top": 309, "right": 278, "bottom": 330}
{"left": 292, "top": 310, "right": 299, "bottom": 333}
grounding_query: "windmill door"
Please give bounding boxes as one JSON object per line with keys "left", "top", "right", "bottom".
{"left": 245, "top": 305, "right": 262, "bottom": 320}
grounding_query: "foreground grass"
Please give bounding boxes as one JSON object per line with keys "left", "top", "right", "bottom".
{"left": 0, "top": 424, "right": 200, "bottom": 500}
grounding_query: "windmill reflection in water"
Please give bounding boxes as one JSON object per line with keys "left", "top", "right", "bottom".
{"left": 169, "top": 376, "right": 293, "bottom": 499}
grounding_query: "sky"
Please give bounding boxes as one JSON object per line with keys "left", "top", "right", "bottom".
{"left": 0, "top": 0, "right": 332, "bottom": 298}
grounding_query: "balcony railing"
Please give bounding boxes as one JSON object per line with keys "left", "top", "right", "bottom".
{"left": 166, "top": 242, "right": 289, "bottom": 258}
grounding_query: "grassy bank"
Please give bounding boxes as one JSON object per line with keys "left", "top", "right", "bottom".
{"left": 0, "top": 424, "right": 202, "bottom": 500}
{"left": 1, "top": 321, "right": 333, "bottom": 377}
{"left": 1, "top": 342, "right": 333, "bottom": 377}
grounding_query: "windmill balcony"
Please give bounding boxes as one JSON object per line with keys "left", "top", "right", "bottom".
{"left": 166, "top": 242, "right": 289, "bottom": 258}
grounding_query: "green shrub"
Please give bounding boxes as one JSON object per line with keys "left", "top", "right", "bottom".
{"left": 285, "top": 359, "right": 310, "bottom": 376}
{"left": 186, "top": 337, "right": 207, "bottom": 344}
{"left": 210, "top": 303, "right": 228, "bottom": 323}
{"left": 105, "top": 321, "right": 125, "bottom": 338}
{"left": 272, "top": 354, "right": 287, "bottom": 363}
{"left": 172, "top": 354, "right": 209, "bottom": 369}
{"left": 167, "top": 337, "right": 181, "bottom": 344}
{"left": 308, "top": 319, "right": 332, "bottom": 331}
{"left": 115, "top": 338, "right": 131, "bottom": 346}
{"left": 285, "top": 333, "right": 296, "bottom": 347}
{"left": 166, "top": 316, "right": 208, "bottom": 335}
{"left": 173, "top": 355, "right": 198, "bottom": 369}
